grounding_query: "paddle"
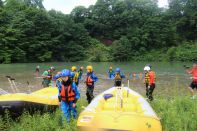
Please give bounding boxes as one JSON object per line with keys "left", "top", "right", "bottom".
{"left": 10, "top": 77, "right": 19, "bottom": 93}
{"left": 5, "top": 76, "right": 15, "bottom": 93}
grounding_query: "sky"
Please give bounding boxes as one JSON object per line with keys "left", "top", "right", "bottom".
{"left": 43, "top": 0, "right": 169, "bottom": 14}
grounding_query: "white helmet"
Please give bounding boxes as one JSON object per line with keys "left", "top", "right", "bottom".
{"left": 144, "top": 66, "right": 150, "bottom": 71}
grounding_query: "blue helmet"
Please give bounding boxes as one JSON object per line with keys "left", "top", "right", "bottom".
{"left": 116, "top": 68, "right": 120, "bottom": 73}
{"left": 60, "top": 69, "right": 71, "bottom": 77}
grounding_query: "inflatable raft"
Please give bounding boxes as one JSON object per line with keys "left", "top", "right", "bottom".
{"left": 77, "top": 87, "right": 162, "bottom": 131}
{"left": 0, "top": 87, "right": 59, "bottom": 117}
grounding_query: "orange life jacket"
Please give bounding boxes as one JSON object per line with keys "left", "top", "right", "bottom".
{"left": 149, "top": 71, "right": 156, "bottom": 84}
{"left": 60, "top": 84, "right": 75, "bottom": 102}
{"left": 86, "top": 75, "right": 93, "bottom": 86}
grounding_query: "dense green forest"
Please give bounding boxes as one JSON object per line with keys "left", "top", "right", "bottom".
{"left": 0, "top": 0, "right": 196, "bottom": 63}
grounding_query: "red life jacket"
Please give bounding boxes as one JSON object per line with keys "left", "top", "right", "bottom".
{"left": 149, "top": 71, "right": 156, "bottom": 84}
{"left": 86, "top": 75, "right": 93, "bottom": 86}
{"left": 60, "top": 84, "right": 75, "bottom": 102}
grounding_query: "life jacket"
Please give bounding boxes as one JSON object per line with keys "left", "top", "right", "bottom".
{"left": 109, "top": 69, "right": 113, "bottom": 74}
{"left": 145, "top": 72, "right": 150, "bottom": 83}
{"left": 149, "top": 71, "right": 156, "bottom": 84}
{"left": 60, "top": 84, "right": 75, "bottom": 102}
{"left": 73, "top": 72, "right": 79, "bottom": 83}
{"left": 86, "top": 74, "right": 93, "bottom": 86}
{"left": 191, "top": 69, "right": 197, "bottom": 82}
{"left": 115, "top": 73, "right": 122, "bottom": 81}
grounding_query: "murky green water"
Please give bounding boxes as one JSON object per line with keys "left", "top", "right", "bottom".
{"left": 0, "top": 62, "right": 193, "bottom": 97}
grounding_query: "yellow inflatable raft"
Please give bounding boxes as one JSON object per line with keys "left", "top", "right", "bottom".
{"left": 0, "top": 87, "right": 59, "bottom": 116}
{"left": 77, "top": 87, "right": 162, "bottom": 131}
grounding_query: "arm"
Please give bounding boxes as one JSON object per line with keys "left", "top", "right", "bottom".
{"left": 72, "top": 83, "right": 80, "bottom": 103}
{"left": 186, "top": 69, "right": 193, "bottom": 74}
{"left": 92, "top": 73, "right": 98, "bottom": 82}
{"left": 42, "top": 71, "right": 50, "bottom": 79}
{"left": 57, "top": 81, "right": 62, "bottom": 102}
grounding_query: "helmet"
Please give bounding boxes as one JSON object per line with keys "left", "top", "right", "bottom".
{"left": 109, "top": 66, "right": 113, "bottom": 70}
{"left": 60, "top": 69, "right": 71, "bottom": 77}
{"left": 86, "top": 66, "right": 93, "bottom": 72}
{"left": 50, "top": 66, "right": 55, "bottom": 71}
{"left": 146, "top": 64, "right": 152, "bottom": 69}
{"left": 116, "top": 68, "right": 120, "bottom": 73}
{"left": 144, "top": 66, "right": 150, "bottom": 71}
{"left": 71, "top": 66, "right": 77, "bottom": 71}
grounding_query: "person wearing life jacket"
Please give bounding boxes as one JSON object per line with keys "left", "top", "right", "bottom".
{"left": 186, "top": 63, "right": 197, "bottom": 99}
{"left": 108, "top": 66, "right": 115, "bottom": 79}
{"left": 114, "top": 68, "right": 125, "bottom": 87}
{"left": 78, "top": 66, "right": 84, "bottom": 80}
{"left": 85, "top": 65, "right": 98, "bottom": 104}
{"left": 144, "top": 66, "right": 150, "bottom": 98}
{"left": 57, "top": 69, "right": 80, "bottom": 123}
{"left": 71, "top": 66, "right": 80, "bottom": 86}
{"left": 42, "top": 67, "right": 55, "bottom": 87}
{"left": 147, "top": 65, "right": 156, "bottom": 101}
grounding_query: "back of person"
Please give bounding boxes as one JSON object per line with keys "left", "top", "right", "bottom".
{"left": 149, "top": 71, "right": 156, "bottom": 85}
{"left": 115, "top": 73, "right": 122, "bottom": 81}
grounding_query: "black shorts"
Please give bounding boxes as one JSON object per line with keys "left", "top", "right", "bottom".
{"left": 190, "top": 82, "right": 197, "bottom": 89}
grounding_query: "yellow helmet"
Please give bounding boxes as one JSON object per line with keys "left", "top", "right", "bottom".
{"left": 71, "top": 66, "right": 77, "bottom": 71}
{"left": 109, "top": 66, "right": 113, "bottom": 70}
{"left": 86, "top": 66, "right": 93, "bottom": 72}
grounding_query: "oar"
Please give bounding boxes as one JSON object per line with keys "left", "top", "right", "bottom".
{"left": 10, "top": 78, "right": 19, "bottom": 93}
{"left": 5, "top": 76, "right": 15, "bottom": 93}
{"left": 27, "top": 81, "right": 31, "bottom": 93}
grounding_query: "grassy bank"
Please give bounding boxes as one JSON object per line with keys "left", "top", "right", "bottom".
{"left": 0, "top": 97, "right": 196, "bottom": 131}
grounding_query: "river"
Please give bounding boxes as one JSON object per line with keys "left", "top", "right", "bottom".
{"left": 0, "top": 62, "right": 193, "bottom": 98}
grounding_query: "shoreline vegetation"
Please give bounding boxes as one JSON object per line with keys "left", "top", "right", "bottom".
{"left": 0, "top": 0, "right": 196, "bottom": 64}
{"left": 0, "top": 96, "right": 196, "bottom": 131}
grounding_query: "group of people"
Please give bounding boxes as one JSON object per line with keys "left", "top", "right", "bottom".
{"left": 41, "top": 65, "right": 98, "bottom": 122}
{"left": 107, "top": 65, "right": 156, "bottom": 101}
{"left": 37, "top": 63, "right": 197, "bottom": 123}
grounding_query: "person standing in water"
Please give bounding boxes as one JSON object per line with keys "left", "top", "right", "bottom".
{"left": 35, "top": 65, "right": 40, "bottom": 77}
{"left": 78, "top": 66, "right": 84, "bottom": 81}
{"left": 114, "top": 68, "right": 125, "bottom": 87}
{"left": 108, "top": 66, "right": 115, "bottom": 79}
{"left": 41, "top": 67, "right": 55, "bottom": 87}
{"left": 147, "top": 65, "right": 156, "bottom": 101}
{"left": 186, "top": 63, "right": 197, "bottom": 99}
{"left": 85, "top": 66, "right": 98, "bottom": 104}
{"left": 71, "top": 66, "right": 80, "bottom": 86}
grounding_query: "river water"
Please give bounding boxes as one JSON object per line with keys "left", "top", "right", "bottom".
{"left": 0, "top": 62, "right": 193, "bottom": 98}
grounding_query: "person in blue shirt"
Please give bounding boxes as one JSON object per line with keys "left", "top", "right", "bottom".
{"left": 85, "top": 66, "right": 98, "bottom": 104}
{"left": 108, "top": 66, "right": 115, "bottom": 79}
{"left": 78, "top": 66, "right": 84, "bottom": 80}
{"left": 114, "top": 68, "right": 125, "bottom": 87}
{"left": 57, "top": 69, "right": 80, "bottom": 123}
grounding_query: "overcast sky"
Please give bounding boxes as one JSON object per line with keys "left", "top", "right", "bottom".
{"left": 43, "top": 0, "right": 169, "bottom": 14}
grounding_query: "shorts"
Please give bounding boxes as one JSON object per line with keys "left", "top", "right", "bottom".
{"left": 190, "top": 82, "right": 197, "bottom": 89}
